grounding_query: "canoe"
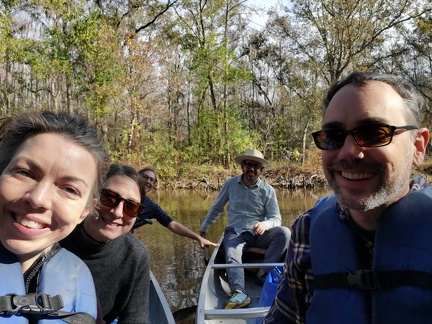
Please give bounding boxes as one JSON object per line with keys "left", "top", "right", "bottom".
{"left": 196, "top": 235, "right": 284, "bottom": 323}
{"left": 150, "top": 270, "right": 175, "bottom": 324}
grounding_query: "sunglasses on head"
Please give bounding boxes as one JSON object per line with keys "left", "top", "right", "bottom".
{"left": 99, "top": 188, "right": 144, "bottom": 218}
{"left": 312, "top": 124, "right": 418, "bottom": 151}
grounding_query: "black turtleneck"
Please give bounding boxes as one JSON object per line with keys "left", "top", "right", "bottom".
{"left": 60, "top": 223, "right": 151, "bottom": 324}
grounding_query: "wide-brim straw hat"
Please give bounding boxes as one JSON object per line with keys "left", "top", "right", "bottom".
{"left": 234, "top": 149, "right": 272, "bottom": 170}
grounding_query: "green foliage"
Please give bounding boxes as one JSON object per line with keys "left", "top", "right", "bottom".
{"left": 0, "top": 0, "right": 430, "bottom": 171}
{"left": 188, "top": 106, "right": 258, "bottom": 166}
{"left": 134, "top": 122, "right": 189, "bottom": 179}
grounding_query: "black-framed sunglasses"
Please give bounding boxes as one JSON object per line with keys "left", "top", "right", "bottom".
{"left": 243, "top": 161, "right": 262, "bottom": 169}
{"left": 99, "top": 188, "right": 144, "bottom": 218}
{"left": 312, "top": 124, "right": 418, "bottom": 151}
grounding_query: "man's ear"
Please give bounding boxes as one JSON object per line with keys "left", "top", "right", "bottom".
{"left": 413, "top": 128, "right": 430, "bottom": 166}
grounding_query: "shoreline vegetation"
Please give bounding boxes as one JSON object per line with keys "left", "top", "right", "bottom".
{"left": 151, "top": 161, "right": 432, "bottom": 191}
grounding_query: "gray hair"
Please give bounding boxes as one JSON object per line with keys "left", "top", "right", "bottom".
{"left": 323, "top": 71, "right": 425, "bottom": 127}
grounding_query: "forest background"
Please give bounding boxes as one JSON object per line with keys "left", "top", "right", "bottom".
{"left": 1, "top": 0, "right": 432, "bottom": 186}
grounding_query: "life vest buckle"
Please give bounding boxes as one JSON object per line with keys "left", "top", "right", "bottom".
{"left": 10, "top": 293, "right": 64, "bottom": 314}
{"left": 347, "top": 270, "right": 379, "bottom": 290}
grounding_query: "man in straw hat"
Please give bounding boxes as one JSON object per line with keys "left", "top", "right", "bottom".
{"left": 199, "top": 149, "right": 291, "bottom": 309}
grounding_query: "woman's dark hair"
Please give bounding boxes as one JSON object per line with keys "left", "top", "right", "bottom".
{"left": 106, "top": 164, "right": 146, "bottom": 200}
{"left": 0, "top": 111, "right": 110, "bottom": 200}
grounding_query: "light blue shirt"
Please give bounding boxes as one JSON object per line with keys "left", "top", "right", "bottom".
{"left": 200, "top": 175, "right": 281, "bottom": 234}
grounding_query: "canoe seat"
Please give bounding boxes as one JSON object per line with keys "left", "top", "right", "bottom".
{"left": 216, "top": 246, "right": 285, "bottom": 274}
{"left": 206, "top": 234, "right": 286, "bottom": 267}
{"left": 213, "top": 244, "right": 268, "bottom": 270}
{"left": 244, "top": 246, "right": 267, "bottom": 255}
{"left": 242, "top": 247, "right": 267, "bottom": 271}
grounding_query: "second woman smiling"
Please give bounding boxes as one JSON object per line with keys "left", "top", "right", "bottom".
{"left": 61, "top": 163, "right": 150, "bottom": 324}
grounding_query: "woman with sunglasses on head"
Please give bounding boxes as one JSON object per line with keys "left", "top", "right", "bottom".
{"left": 132, "top": 167, "right": 218, "bottom": 248}
{"left": 61, "top": 163, "right": 150, "bottom": 324}
{"left": 0, "top": 111, "right": 110, "bottom": 323}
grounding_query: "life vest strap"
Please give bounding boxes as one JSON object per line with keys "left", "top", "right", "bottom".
{"left": 0, "top": 293, "right": 63, "bottom": 315}
{"left": 0, "top": 293, "right": 95, "bottom": 323}
{"left": 315, "top": 270, "right": 432, "bottom": 290}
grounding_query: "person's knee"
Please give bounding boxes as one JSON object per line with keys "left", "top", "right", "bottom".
{"left": 275, "top": 227, "right": 291, "bottom": 261}
{"left": 280, "top": 226, "right": 291, "bottom": 242}
{"left": 274, "top": 226, "right": 291, "bottom": 242}
{"left": 271, "top": 226, "right": 290, "bottom": 252}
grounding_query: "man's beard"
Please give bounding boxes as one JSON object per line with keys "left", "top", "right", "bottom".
{"left": 327, "top": 161, "right": 410, "bottom": 212}
{"left": 244, "top": 171, "right": 258, "bottom": 183}
{"left": 331, "top": 178, "right": 402, "bottom": 212}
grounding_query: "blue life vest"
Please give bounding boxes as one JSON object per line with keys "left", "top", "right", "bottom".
{"left": 0, "top": 246, "right": 97, "bottom": 323}
{"left": 307, "top": 187, "right": 432, "bottom": 324}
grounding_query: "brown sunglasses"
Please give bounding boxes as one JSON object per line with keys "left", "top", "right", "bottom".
{"left": 100, "top": 188, "right": 144, "bottom": 218}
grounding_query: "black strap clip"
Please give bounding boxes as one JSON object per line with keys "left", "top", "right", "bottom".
{"left": 8, "top": 293, "right": 63, "bottom": 314}
{"left": 347, "top": 270, "right": 380, "bottom": 290}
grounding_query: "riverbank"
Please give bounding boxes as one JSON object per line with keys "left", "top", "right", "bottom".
{"left": 156, "top": 165, "right": 327, "bottom": 191}
{"left": 155, "top": 161, "right": 432, "bottom": 191}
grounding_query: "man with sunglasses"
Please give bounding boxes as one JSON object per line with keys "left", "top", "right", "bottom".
{"left": 199, "top": 149, "right": 291, "bottom": 309}
{"left": 264, "top": 72, "right": 431, "bottom": 323}
{"left": 132, "top": 166, "right": 218, "bottom": 248}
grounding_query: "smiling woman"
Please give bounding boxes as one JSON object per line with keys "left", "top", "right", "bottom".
{"left": 0, "top": 111, "right": 110, "bottom": 323}
{"left": 60, "top": 163, "right": 151, "bottom": 324}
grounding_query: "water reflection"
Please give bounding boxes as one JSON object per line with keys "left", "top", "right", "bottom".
{"left": 134, "top": 187, "right": 331, "bottom": 313}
